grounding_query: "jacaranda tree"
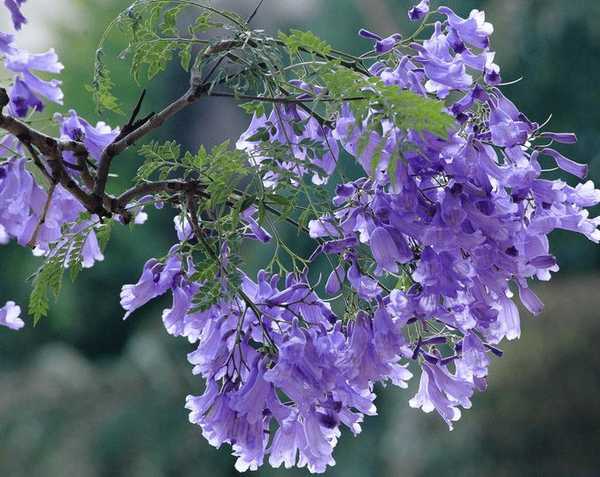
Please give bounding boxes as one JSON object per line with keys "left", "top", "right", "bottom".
{"left": 1, "top": 0, "right": 598, "bottom": 472}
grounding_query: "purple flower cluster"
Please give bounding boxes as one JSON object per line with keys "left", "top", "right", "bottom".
{"left": 174, "top": 3, "right": 600, "bottom": 470}
{"left": 121, "top": 239, "right": 413, "bottom": 472}
{"left": 0, "top": 157, "right": 105, "bottom": 264}
{"left": 300, "top": 4, "right": 599, "bottom": 432}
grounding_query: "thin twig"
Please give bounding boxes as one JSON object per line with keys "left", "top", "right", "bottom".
{"left": 76, "top": 150, "right": 95, "bottom": 191}
{"left": 23, "top": 142, "right": 53, "bottom": 184}
{"left": 116, "top": 180, "right": 204, "bottom": 207}
{"left": 27, "top": 182, "right": 57, "bottom": 248}
{"left": 246, "top": 0, "right": 265, "bottom": 24}
{"left": 208, "top": 91, "right": 366, "bottom": 104}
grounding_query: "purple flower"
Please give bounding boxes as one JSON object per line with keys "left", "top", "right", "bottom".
{"left": 450, "top": 84, "right": 488, "bottom": 117}
{"left": 4, "top": 48, "right": 64, "bottom": 105}
{"left": 489, "top": 295, "right": 521, "bottom": 342}
{"left": 540, "top": 132, "right": 578, "bottom": 144}
{"left": 347, "top": 260, "right": 381, "bottom": 300}
{"left": 241, "top": 206, "right": 272, "bottom": 243}
{"left": 120, "top": 251, "right": 182, "bottom": 319}
{"left": 484, "top": 61, "right": 501, "bottom": 85}
{"left": 8, "top": 76, "right": 43, "bottom": 117}
{"left": 542, "top": 148, "right": 588, "bottom": 179}
{"left": 80, "top": 228, "right": 104, "bottom": 268}
{"left": 269, "top": 410, "right": 303, "bottom": 469}
{"left": 5, "top": 48, "right": 63, "bottom": 74}
{"left": 342, "top": 311, "right": 412, "bottom": 389}
{"left": 173, "top": 215, "right": 192, "bottom": 241}
{"left": 359, "top": 29, "right": 402, "bottom": 54}
{"left": 408, "top": 0, "right": 430, "bottom": 21}
{"left": 517, "top": 283, "right": 544, "bottom": 315}
{"left": 0, "top": 158, "right": 39, "bottom": 242}
{"left": 23, "top": 185, "right": 85, "bottom": 253}
{"left": 369, "top": 226, "right": 401, "bottom": 273}
{"left": 229, "top": 358, "right": 273, "bottom": 424}
{"left": 409, "top": 362, "right": 473, "bottom": 429}
{"left": 438, "top": 7, "right": 494, "bottom": 49}
{"left": 488, "top": 90, "right": 534, "bottom": 147}
{"left": 236, "top": 105, "right": 339, "bottom": 187}
{"left": 566, "top": 181, "right": 600, "bottom": 208}
{"left": 162, "top": 279, "right": 198, "bottom": 337}
{"left": 4, "top": 0, "right": 27, "bottom": 30}
{"left": 455, "top": 333, "right": 490, "bottom": 381}
{"left": 0, "top": 32, "right": 17, "bottom": 54}
{"left": 308, "top": 216, "right": 340, "bottom": 238}
{"left": 325, "top": 265, "right": 345, "bottom": 295}
{"left": 0, "top": 301, "right": 24, "bottom": 330}
{"left": 56, "top": 110, "right": 119, "bottom": 161}
{"left": 412, "top": 22, "right": 473, "bottom": 95}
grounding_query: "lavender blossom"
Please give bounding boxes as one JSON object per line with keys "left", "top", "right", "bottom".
{"left": 3, "top": 0, "right": 27, "bottom": 30}
{"left": 438, "top": 7, "right": 494, "bottom": 49}
{"left": 4, "top": 47, "right": 64, "bottom": 106}
{"left": 0, "top": 301, "right": 24, "bottom": 330}
{"left": 56, "top": 110, "right": 119, "bottom": 161}
{"left": 0, "top": 32, "right": 16, "bottom": 54}
{"left": 120, "top": 250, "right": 182, "bottom": 319}
{"left": 359, "top": 29, "right": 402, "bottom": 54}
{"left": 408, "top": 0, "right": 430, "bottom": 21}
{"left": 8, "top": 76, "right": 43, "bottom": 117}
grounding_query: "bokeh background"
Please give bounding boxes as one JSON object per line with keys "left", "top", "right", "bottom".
{"left": 1, "top": 1, "right": 600, "bottom": 476}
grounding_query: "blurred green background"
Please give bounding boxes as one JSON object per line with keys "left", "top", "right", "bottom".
{"left": 1, "top": 1, "right": 600, "bottom": 476}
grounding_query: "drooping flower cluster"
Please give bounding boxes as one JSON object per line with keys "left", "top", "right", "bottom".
{"left": 0, "top": 157, "right": 105, "bottom": 264}
{"left": 1, "top": 0, "right": 599, "bottom": 474}
{"left": 219, "top": 1, "right": 599, "bottom": 469}
{"left": 121, "top": 240, "right": 413, "bottom": 472}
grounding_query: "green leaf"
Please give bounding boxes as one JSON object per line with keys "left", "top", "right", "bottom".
{"left": 88, "top": 49, "right": 124, "bottom": 114}
{"left": 96, "top": 220, "right": 113, "bottom": 252}
{"left": 190, "top": 12, "right": 223, "bottom": 34}
{"left": 240, "top": 101, "right": 266, "bottom": 117}
{"left": 279, "top": 30, "right": 332, "bottom": 56}
{"left": 160, "top": 4, "right": 184, "bottom": 36}
{"left": 378, "top": 84, "right": 455, "bottom": 138}
{"left": 28, "top": 259, "right": 63, "bottom": 324}
{"left": 136, "top": 140, "right": 181, "bottom": 180}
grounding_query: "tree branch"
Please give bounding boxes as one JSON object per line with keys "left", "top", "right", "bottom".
{"left": 0, "top": 89, "right": 110, "bottom": 216}
{"left": 75, "top": 150, "right": 95, "bottom": 191}
{"left": 115, "top": 180, "right": 205, "bottom": 208}
{"left": 93, "top": 80, "right": 212, "bottom": 200}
